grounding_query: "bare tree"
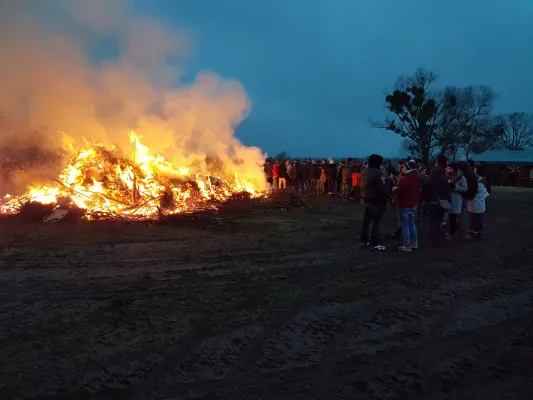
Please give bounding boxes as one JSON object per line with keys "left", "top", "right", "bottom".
{"left": 373, "top": 68, "right": 497, "bottom": 164}
{"left": 372, "top": 68, "right": 444, "bottom": 164}
{"left": 273, "top": 151, "right": 290, "bottom": 161}
{"left": 461, "top": 117, "right": 505, "bottom": 158}
{"left": 432, "top": 85, "right": 496, "bottom": 159}
{"left": 499, "top": 112, "right": 533, "bottom": 150}
{"left": 399, "top": 138, "right": 420, "bottom": 159}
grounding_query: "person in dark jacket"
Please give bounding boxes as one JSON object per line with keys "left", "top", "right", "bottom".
{"left": 291, "top": 160, "right": 299, "bottom": 190}
{"left": 462, "top": 159, "right": 478, "bottom": 200}
{"left": 359, "top": 154, "right": 388, "bottom": 250}
{"left": 341, "top": 161, "right": 351, "bottom": 202}
{"left": 423, "top": 156, "right": 451, "bottom": 244}
{"left": 383, "top": 160, "right": 398, "bottom": 206}
{"left": 264, "top": 161, "right": 273, "bottom": 189}
{"left": 325, "top": 160, "right": 335, "bottom": 194}
{"left": 416, "top": 162, "right": 428, "bottom": 220}
{"left": 300, "top": 160, "right": 310, "bottom": 192}
{"left": 278, "top": 161, "right": 287, "bottom": 190}
{"left": 309, "top": 160, "right": 319, "bottom": 195}
{"left": 334, "top": 161, "right": 343, "bottom": 196}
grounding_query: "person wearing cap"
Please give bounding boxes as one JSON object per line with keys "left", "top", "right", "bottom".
{"left": 393, "top": 160, "right": 420, "bottom": 251}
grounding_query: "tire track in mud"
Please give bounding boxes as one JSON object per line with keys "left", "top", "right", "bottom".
{"left": 148, "top": 268, "right": 533, "bottom": 399}
{"left": 1, "top": 242, "right": 526, "bottom": 303}
{"left": 131, "top": 291, "right": 322, "bottom": 400}
{"left": 328, "top": 275, "right": 533, "bottom": 399}
{"left": 3, "top": 214, "right": 533, "bottom": 399}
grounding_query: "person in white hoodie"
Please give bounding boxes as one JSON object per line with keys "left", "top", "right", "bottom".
{"left": 467, "top": 174, "right": 489, "bottom": 238}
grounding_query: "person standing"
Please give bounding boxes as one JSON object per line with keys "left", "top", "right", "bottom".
{"left": 341, "top": 161, "right": 351, "bottom": 202}
{"left": 309, "top": 160, "right": 319, "bottom": 195}
{"left": 459, "top": 159, "right": 477, "bottom": 238}
{"left": 264, "top": 161, "right": 273, "bottom": 191}
{"left": 318, "top": 161, "right": 327, "bottom": 195}
{"left": 359, "top": 154, "right": 388, "bottom": 251}
{"left": 291, "top": 160, "right": 299, "bottom": 190}
{"left": 272, "top": 161, "right": 279, "bottom": 191}
{"left": 468, "top": 174, "right": 489, "bottom": 238}
{"left": 278, "top": 160, "right": 287, "bottom": 190}
{"left": 393, "top": 160, "right": 420, "bottom": 251}
{"left": 326, "top": 159, "right": 335, "bottom": 195}
{"left": 446, "top": 163, "right": 467, "bottom": 238}
{"left": 351, "top": 165, "right": 361, "bottom": 202}
{"left": 423, "top": 156, "right": 451, "bottom": 244}
{"left": 285, "top": 160, "right": 292, "bottom": 189}
{"left": 300, "top": 159, "right": 309, "bottom": 193}
{"left": 416, "top": 162, "right": 428, "bottom": 220}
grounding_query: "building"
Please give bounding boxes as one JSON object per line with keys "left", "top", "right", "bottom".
{"left": 475, "top": 150, "right": 533, "bottom": 164}
{"left": 474, "top": 150, "right": 533, "bottom": 186}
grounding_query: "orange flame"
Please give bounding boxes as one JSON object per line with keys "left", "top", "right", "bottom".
{"left": 0, "top": 131, "right": 265, "bottom": 219}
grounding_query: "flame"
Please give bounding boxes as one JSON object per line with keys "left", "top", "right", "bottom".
{"left": 0, "top": 131, "right": 265, "bottom": 219}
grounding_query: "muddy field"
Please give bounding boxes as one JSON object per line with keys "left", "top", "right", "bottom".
{"left": 1, "top": 187, "right": 532, "bottom": 400}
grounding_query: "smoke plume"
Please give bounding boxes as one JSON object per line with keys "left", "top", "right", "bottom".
{"left": 0, "top": 0, "right": 266, "bottom": 195}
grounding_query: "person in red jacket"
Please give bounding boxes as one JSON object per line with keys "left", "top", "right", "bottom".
{"left": 393, "top": 159, "right": 420, "bottom": 251}
{"left": 351, "top": 166, "right": 361, "bottom": 201}
{"left": 272, "top": 161, "right": 279, "bottom": 190}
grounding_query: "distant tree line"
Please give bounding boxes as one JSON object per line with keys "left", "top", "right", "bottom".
{"left": 372, "top": 68, "right": 533, "bottom": 164}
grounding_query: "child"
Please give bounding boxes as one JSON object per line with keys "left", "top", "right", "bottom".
{"left": 351, "top": 166, "right": 361, "bottom": 202}
{"left": 468, "top": 175, "right": 489, "bottom": 238}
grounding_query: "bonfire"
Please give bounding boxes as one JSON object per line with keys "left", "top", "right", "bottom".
{"left": 0, "top": 132, "right": 265, "bottom": 221}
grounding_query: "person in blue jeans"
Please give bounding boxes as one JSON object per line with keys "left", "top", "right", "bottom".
{"left": 393, "top": 160, "right": 420, "bottom": 251}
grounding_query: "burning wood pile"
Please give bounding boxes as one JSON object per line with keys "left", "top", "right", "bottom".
{"left": 0, "top": 132, "right": 265, "bottom": 222}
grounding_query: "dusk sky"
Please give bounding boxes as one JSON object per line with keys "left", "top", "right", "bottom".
{"left": 13, "top": 0, "right": 533, "bottom": 158}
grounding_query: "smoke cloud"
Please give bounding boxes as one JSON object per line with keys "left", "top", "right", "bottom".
{"left": 0, "top": 0, "right": 266, "bottom": 195}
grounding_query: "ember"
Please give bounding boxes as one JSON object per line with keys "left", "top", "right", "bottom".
{"left": 0, "top": 132, "right": 266, "bottom": 221}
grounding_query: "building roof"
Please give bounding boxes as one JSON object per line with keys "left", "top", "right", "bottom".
{"left": 474, "top": 150, "right": 533, "bottom": 164}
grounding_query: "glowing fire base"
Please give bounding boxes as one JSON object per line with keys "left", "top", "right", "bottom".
{"left": 0, "top": 132, "right": 262, "bottom": 221}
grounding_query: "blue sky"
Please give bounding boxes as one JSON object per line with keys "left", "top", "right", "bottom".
{"left": 13, "top": 0, "right": 533, "bottom": 158}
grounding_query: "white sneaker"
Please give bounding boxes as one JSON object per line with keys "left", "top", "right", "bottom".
{"left": 398, "top": 245, "right": 412, "bottom": 252}
{"left": 371, "top": 244, "right": 386, "bottom": 251}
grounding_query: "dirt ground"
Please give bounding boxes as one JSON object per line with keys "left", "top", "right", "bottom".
{"left": 1, "top": 187, "right": 532, "bottom": 400}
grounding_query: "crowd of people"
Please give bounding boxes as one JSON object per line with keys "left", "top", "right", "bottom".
{"left": 263, "top": 158, "right": 368, "bottom": 200}
{"left": 264, "top": 155, "right": 490, "bottom": 252}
